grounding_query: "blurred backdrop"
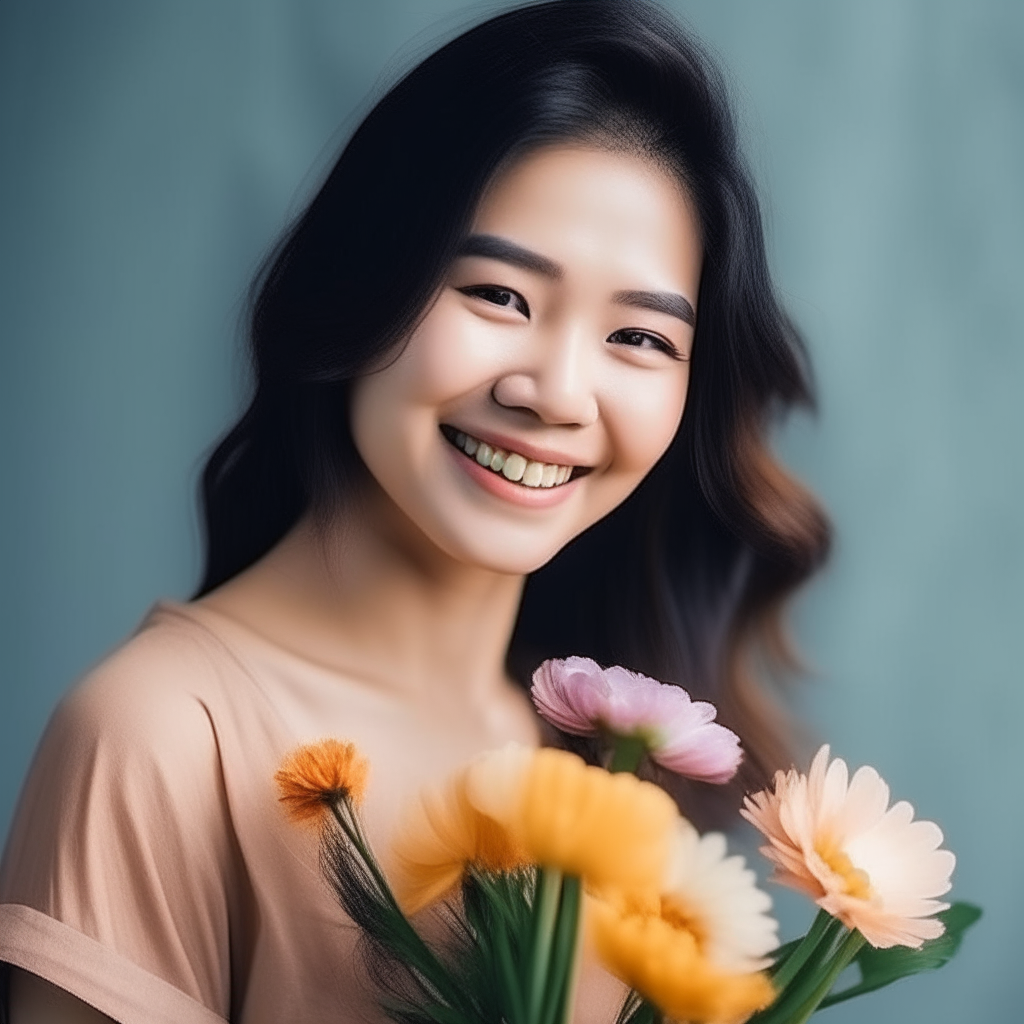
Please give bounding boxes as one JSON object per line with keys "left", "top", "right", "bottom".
{"left": 1, "top": 1, "right": 1021, "bottom": 1020}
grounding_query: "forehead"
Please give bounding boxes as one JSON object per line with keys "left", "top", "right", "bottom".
{"left": 469, "top": 145, "right": 702, "bottom": 290}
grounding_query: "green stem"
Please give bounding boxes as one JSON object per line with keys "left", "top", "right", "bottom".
{"left": 540, "top": 875, "right": 582, "bottom": 1024}
{"left": 781, "top": 930, "right": 867, "bottom": 1024}
{"left": 609, "top": 735, "right": 647, "bottom": 774}
{"left": 558, "top": 892, "right": 585, "bottom": 1024}
{"left": 769, "top": 910, "right": 836, "bottom": 992}
{"left": 494, "top": 913, "right": 527, "bottom": 1024}
{"left": 325, "top": 799, "right": 468, "bottom": 1014}
{"left": 329, "top": 801, "right": 398, "bottom": 908}
{"left": 529, "top": 868, "right": 564, "bottom": 1024}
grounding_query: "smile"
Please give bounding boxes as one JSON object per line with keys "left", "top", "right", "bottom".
{"left": 440, "top": 425, "right": 578, "bottom": 488}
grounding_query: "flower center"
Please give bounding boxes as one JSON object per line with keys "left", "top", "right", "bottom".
{"left": 815, "top": 838, "right": 873, "bottom": 900}
{"left": 659, "top": 894, "right": 709, "bottom": 950}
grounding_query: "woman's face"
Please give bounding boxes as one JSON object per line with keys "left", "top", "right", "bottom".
{"left": 350, "top": 145, "right": 702, "bottom": 575}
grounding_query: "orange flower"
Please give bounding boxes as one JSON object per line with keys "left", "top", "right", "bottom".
{"left": 392, "top": 750, "right": 531, "bottom": 913}
{"left": 275, "top": 739, "right": 370, "bottom": 826}
{"left": 392, "top": 744, "right": 679, "bottom": 913}
{"left": 514, "top": 747, "right": 677, "bottom": 896}
{"left": 590, "top": 894, "right": 775, "bottom": 1024}
{"left": 742, "top": 745, "right": 955, "bottom": 948}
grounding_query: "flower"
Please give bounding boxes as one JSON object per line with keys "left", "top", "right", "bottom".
{"left": 741, "top": 745, "right": 955, "bottom": 949}
{"left": 590, "top": 894, "right": 776, "bottom": 1024}
{"left": 513, "top": 746, "right": 679, "bottom": 895}
{"left": 275, "top": 739, "right": 370, "bottom": 826}
{"left": 531, "top": 657, "right": 742, "bottom": 783}
{"left": 663, "top": 820, "right": 779, "bottom": 972}
{"left": 392, "top": 744, "right": 679, "bottom": 911}
{"left": 392, "top": 745, "right": 532, "bottom": 914}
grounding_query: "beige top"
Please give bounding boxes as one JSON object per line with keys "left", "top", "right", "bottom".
{"left": 0, "top": 601, "right": 572, "bottom": 1024}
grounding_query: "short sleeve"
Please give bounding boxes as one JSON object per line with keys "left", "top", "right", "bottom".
{"left": 0, "top": 622, "right": 244, "bottom": 1024}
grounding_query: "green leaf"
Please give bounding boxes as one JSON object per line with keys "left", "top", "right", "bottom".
{"left": 819, "top": 903, "right": 982, "bottom": 1008}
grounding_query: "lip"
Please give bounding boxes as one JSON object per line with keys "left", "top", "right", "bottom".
{"left": 442, "top": 423, "right": 592, "bottom": 470}
{"left": 444, "top": 436, "right": 584, "bottom": 509}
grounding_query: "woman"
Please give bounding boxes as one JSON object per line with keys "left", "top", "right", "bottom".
{"left": 0, "top": 1, "right": 828, "bottom": 1021}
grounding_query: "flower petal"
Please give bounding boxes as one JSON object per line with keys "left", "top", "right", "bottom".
{"left": 531, "top": 658, "right": 743, "bottom": 784}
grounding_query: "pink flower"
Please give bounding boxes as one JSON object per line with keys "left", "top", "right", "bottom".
{"left": 530, "top": 657, "right": 742, "bottom": 784}
{"left": 741, "top": 745, "right": 956, "bottom": 949}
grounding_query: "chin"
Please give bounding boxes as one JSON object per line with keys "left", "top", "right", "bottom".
{"left": 435, "top": 525, "right": 572, "bottom": 577}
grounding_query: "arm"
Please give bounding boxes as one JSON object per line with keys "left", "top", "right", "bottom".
{"left": 0, "top": 620, "right": 238, "bottom": 1022}
{"left": 8, "top": 968, "right": 115, "bottom": 1024}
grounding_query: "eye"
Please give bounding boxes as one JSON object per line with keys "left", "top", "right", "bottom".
{"left": 457, "top": 284, "right": 530, "bottom": 318}
{"left": 607, "top": 328, "right": 686, "bottom": 361}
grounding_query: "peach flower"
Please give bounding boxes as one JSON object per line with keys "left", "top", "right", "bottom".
{"left": 741, "top": 745, "right": 955, "bottom": 948}
{"left": 531, "top": 657, "right": 741, "bottom": 783}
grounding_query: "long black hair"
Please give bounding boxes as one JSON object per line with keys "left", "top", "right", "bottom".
{"left": 196, "top": 0, "right": 830, "bottom": 821}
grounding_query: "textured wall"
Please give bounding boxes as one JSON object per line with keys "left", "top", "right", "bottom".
{"left": 1, "top": 2, "right": 1020, "bottom": 1020}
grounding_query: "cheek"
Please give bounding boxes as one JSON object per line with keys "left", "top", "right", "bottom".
{"left": 350, "top": 298, "right": 504, "bottom": 475}
{"left": 386, "top": 296, "right": 505, "bottom": 407}
{"left": 603, "top": 371, "right": 689, "bottom": 479}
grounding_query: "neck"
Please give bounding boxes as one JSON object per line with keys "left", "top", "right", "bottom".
{"left": 199, "top": 491, "right": 526, "bottom": 703}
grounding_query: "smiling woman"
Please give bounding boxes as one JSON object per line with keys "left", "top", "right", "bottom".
{"left": 352, "top": 146, "right": 699, "bottom": 570}
{"left": 0, "top": 2, "right": 828, "bottom": 1023}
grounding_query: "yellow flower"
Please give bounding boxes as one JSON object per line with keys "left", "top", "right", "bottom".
{"left": 392, "top": 744, "right": 532, "bottom": 913}
{"left": 741, "top": 745, "right": 955, "bottom": 948}
{"left": 590, "top": 894, "right": 775, "bottom": 1024}
{"left": 392, "top": 744, "right": 679, "bottom": 912}
{"left": 513, "top": 747, "right": 678, "bottom": 895}
{"left": 274, "top": 739, "right": 370, "bottom": 827}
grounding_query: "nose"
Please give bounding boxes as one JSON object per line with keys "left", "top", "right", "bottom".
{"left": 490, "top": 325, "right": 599, "bottom": 427}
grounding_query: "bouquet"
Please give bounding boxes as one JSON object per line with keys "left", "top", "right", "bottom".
{"left": 275, "top": 657, "right": 978, "bottom": 1024}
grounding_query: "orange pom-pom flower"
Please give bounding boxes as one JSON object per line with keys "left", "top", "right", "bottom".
{"left": 275, "top": 739, "right": 370, "bottom": 827}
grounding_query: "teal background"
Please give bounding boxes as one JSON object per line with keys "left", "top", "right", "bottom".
{"left": 1, "top": 1, "right": 1020, "bottom": 1020}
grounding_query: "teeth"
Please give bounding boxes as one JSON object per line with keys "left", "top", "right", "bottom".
{"left": 502, "top": 453, "right": 527, "bottom": 482}
{"left": 449, "top": 430, "right": 575, "bottom": 489}
{"left": 521, "top": 461, "right": 544, "bottom": 487}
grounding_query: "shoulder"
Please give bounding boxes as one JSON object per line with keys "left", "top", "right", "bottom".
{"left": 2, "top": 604, "right": 248, "bottom": 896}
{"left": 49, "top": 603, "right": 241, "bottom": 776}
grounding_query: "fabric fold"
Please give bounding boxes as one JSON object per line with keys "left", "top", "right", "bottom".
{"left": 0, "top": 903, "right": 228, "bottom": 1024}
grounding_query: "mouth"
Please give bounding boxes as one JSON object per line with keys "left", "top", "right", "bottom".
{"left": 440, "top": 425, "right": 586, "bottom": 489}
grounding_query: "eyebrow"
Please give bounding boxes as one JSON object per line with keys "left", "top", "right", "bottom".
{"left": 458, "top": 234, "right": 563, "bottom": 279}
{"left": 613, "top": 289, "right": 695, "bottom": 327}
{"left": 458, "top": 233, "right": 696, "bottom": 326}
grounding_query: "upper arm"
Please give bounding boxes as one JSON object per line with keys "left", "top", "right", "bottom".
{"left": 8, "top": 968, "right": 116, "bottom": 1024}
{"left": 0, "top": 626, "right": 241, "bottom": 1020}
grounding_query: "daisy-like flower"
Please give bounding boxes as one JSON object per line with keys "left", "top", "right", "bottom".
{"left": 531, "top": 657, "right": 742, "bottom": 784}
{"left": 663, "top": 820, "right": 779, "bottom": 973}
{"left": 590, "top": 893, "right": 776, "bottom": 1024}
{"left": 274, "top": 739, "right": 370, "bottom": 827}
{"left": 741, "top": 745, "right": 955, "bottom": 949}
